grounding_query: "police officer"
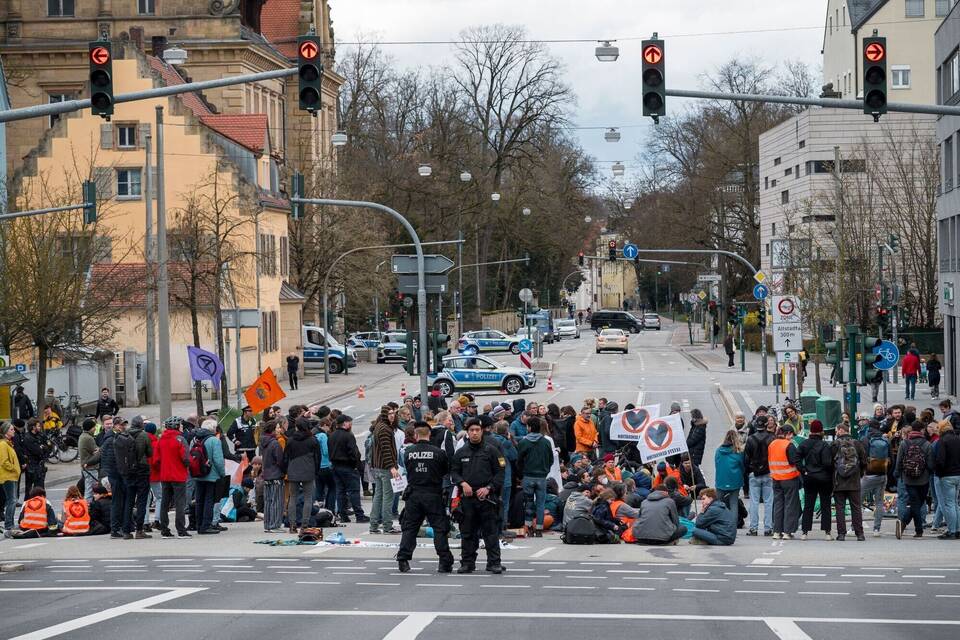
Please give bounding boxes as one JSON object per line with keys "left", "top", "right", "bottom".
{"left": 397, "top": 423, "right": 453, "bottom": 573}
{"left": 450, "top": 420, "right": 506, "bottom": 574}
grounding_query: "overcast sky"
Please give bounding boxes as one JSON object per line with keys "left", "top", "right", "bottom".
{"left": 330, "top": 0, "right": 826, "bottom": 180}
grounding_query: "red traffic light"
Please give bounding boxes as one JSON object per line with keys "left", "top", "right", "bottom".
{"left": 90, "top": 46, "right": 110, "bottom": 65}
{"left": 608, "top": 240, "right": 617, "bottom": 249}
{"left": 864, "top": 41, "right": 885, "bottom": 62}
{"left": 299, "top": 40, "right": 319, "bottom": 60}
{"left": 642, "top": 44, "right": 663, "bottom": 65}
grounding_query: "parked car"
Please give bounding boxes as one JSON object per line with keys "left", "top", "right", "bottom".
{"left": 302, "top": 325, "right": 357, "bottom": 374}
{"left": 595, "top": 328, "right": 629, "bottom": 354}
{"left": 556, "top": 318, "right": 580, "bottom": 339}
{"left": 643, "top": 313, "right": 661, "bottom": 330}
{"left": 458, "top": 330, "right": 521, "bottom": 354}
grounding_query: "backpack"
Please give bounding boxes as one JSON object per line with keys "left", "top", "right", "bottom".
{"left": 866, "top": 435, "right": 890, "bottom": 475}
{"left": 902, "top": 440, "right": 927, "bottom": 480}
{"left": 834, "top": 439, "right": 859, "bottom": 479}
{"left": 561, "top": 515, "right": 598, "bottom": 545}
{"left": 114, "top": 432, "right": 137, "bottom": 476}
{"left": 189, "top": 433, "right": 212, "bottom": 478}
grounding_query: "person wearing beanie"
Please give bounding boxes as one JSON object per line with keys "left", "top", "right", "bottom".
{"left": 602, "top": 453, "right": 621, "bottom": 483}
{"left": 78, "top": 418, "right": 101, "bottom": 504}
{"left": 798, "top": 420, "right": 833, "bottom": 541}
{"left": 831, "top": 421, "right": 867, "bottom": 541}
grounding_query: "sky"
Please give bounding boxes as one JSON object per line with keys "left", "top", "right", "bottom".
{"left": 329, "top": 0, "right": 826, "bottom": 182}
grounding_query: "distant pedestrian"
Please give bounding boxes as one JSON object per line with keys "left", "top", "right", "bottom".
{"left": 714, "top": 430, "right": 744, "bottom": 513}
{"left": 744, "top": 416, "right": 776, "bottom": 536}
{"left": 831, "top": 422, "right": 867, "bottom": 541}
{"left": 723, "top": 332, "right": 734, "bottom": 367}
{"left": 901, "top": 349, "right": 920, "bottom": 401}
{"left": 769, "top": 425, "right": 801, "bottom": 539}
{"left": 895, "top": 422, "right": 934, "bottom": 539}
{"left": 286, "top": 353, "right": 300, "bottom": 390}
{"left": 95, "top": 388, "right": 119, "bottom": 420}
{"left": 798, "top": 420, "right": 833, "bottom": 541}
{"left": 12, "top": 386, "right": 34, "bottom": 421}
{"left": 928, "top": 354, "right": 942, "bottom": 399}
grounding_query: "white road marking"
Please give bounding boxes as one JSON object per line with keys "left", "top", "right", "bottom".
{"left": 802, "top": 566, "right": 844, "bottom": 570}
{"left": 667, "top": 571, "right": 709, "bottom": 575}
{"left": 673, "top": 588, "right": 719, "bottom": 593}
{"left": 920, "top": 568, "right": 960, "bottom": 571}
{"left": 744, "top": 579, "right": 789, "bottom": 583}
{"left": 608, "top": 587, "right": 655, "bottom": 591}
{"left": 216, "top": 571, "right": 262, "bottom": 574}
{"left": 568, "top": 576, "right": 605, "bottom": 580}
{"left": 751, "top": 558, "right": 774, "bottom": 565}
{"left": 357, "top": 582, "right": 400, "bottom": 587}
{"left": 416, "top": 583, "right": 456, "bottom": 587}
{"left": 176, "top": 579, "right": 219, "bottom": 583}
{"left": 7, "top": 587, "right": 202, "bottom": 640}
{"left": 799, "top": 592, "right": 849, "bottom": 596}
{"left": 529, "top": 547, "right": 556, "bottom": 558}
{"left": 237, "top": 580, "right": 280, "bottom": 584}
{"left": 116, "top": 579, "right": 163, "bottom": 583}
{"left": 841, "top": 574, "right": 885, "bottom": 578}
{"left": 930, "top": 582, "right": 960, "bottom": 586}
{"left": 296, "top": 581, "right": 340, "bottom": 585}
{"left": 581, "top": 562, "right": 621, "bottom": 566}
{"left": 903, "top": 574, "right": 943, "bottom": 579}
{"left": 765, "top": 618, "right": 814, "bottom": 640}
{"left": 544, "top": 585, "right": 595, "bottom": 590}
{"left": 782, "top": 573, "right": 826, "bottom": 577}
{"left": 726, "top": 572, "right": 767, "bottom": 576}
{"left": 530, "top": 561, "right": 566, "bottom": 565}
{"left": 805, "top": 580, "right": 852, "bottom": 584}
{"left": 12, "top": 543, "right": 46, "bottom": 550}
{"left": 608, "top": 570, "right": 650, "bottom": 574}
{"left": 737, "top": 590, "right": 784, "bottom": 595}
{"left": 866, "top": 593, "right": 915, "bottom": 597}
{"left": 741, "top": 391, "right": 758, "bottom": 414}
{"left": 548, "top": 569, "right": 592, "bottom": 573}
{"left": 481, "top": 584, "right": 530, "bottom": 588}
{"left": 267, "top": 565, "right": 312, "bottom": 569}
{"left": 685, "top": 578, "right": 729, "bottom": 582}
{"left": 936, "top": 595, "right": 960, "bottom": 598}
{"left": 54, "top": 580, "right": 102, "bottom": 583}
{"left": 383, "top": 613, "right": 436, "bottom": 640}
{"left": 692, "top": 564, "right": 735, "bottom": 568}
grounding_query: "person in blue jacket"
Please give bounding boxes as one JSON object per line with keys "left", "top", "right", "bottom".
{"left": 714, "top": 429, "right": 745, "bottom": 513}
{"left": 493, "top": 421, "right": 517, "bottom": 532}
{"left": 690, "top": 488, "right": 737, "bottom": 545}
{"left": 195, "top": 420, "right": 225, "bottom": 535}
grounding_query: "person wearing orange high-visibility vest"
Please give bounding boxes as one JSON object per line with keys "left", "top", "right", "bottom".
{"left": 18, "top": 487, "right": 56, "bottom": 535}
{"left": 61, "top": 485, "right": 91, "bottom": 536}
{"left": 768, "top": 425, "right": 802, "bottom": 540}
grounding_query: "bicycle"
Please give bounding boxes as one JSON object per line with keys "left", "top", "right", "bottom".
{"left": 45, "top": 426, "right": 79, "bottom": 464}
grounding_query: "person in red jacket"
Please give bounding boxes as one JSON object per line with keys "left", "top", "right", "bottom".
{"left": 902, "top": 348, "right": 921, "bottom": 401}
{"left": 145, "top": 423, "right": 162, "bottom": 531}
{"left": 156, "top": 421, "right": 191, "bottom": 538}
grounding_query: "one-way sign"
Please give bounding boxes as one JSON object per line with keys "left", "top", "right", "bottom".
{"left": 773, "top": 322, "right": 802, "bottom": 352}
{"left": 391, "top": 254, "right": 454, "bottom": 275}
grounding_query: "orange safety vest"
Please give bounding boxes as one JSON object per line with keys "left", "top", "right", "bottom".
{"left": 768, "top": 439, "right": 800, "bottom": 481}
{"left": 611, "top": 500, "right": 636, "bottom": 543}
{"left": 62, "top": 498, "right": 90, "bottom": 535}
{"left": 653, "top": 466, "right": 688, "bottom": 497}
{"left": 604, "top": 467, "right": 622, "bottom": 483}
{"left": 21, "top": 497, "right": 48, "bottom": 530}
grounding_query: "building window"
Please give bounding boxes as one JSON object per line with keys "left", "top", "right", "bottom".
{"left": 260, "top": 311, "right": 279, "bottom": 352}
{"left": 765, "top": 177, "right": 769, "bottom": 189}
{"left": 799, "top": 140, "right": 806, "bottom": 149}
{"left": 774, "top": 157, "right": 781, "bottom": 166}
{"left": 945, "top": 136, "right": 955, "bottom": 192}
{"left": 892, "top": 66, "right": 911, "bottom": 89}
{"left": 138, "top": 0, "right": 156, "bottom": 14}
{"left": 116, "top": 169, "right": 142, "bottom": 198}
{"left": 280, "top": 236, "right": 289, "bottom": 277}
{"left": 781, "top": 190, "right": 790, "bottom": 205}
{"left": 765, "top": 243, "right": 770, "bottom": 257}
{"left": 258, "top": 234, "right": 277, "bottom": 276}
{"left": 771, "top": 179, "right": 778, "bottom": 187}
{"left": 784, "top": 167, "right": 792, "bottom": 176}
{"left": 116, "top": 124, "right": 137, "bottom": 149}
{"left": 829, "top": 16, "right": 833, "bottom": 34}
{"left": 805, "top": 159, "right": 866, "bottom": 174}
{"left": 47, "top": 92, "right": 75, "bottom": 127}
{"left": 47, "top": 0, "right": 74, "bottom": 16}
{"left": 937, "top": 0, "right": 953, "bottom": 16}
{"left": 906, "top": 0, "right": 925, "bottom": 16}
{"left": 772, "top": 222, "right": 777, "bottom": 236}
{"left": 795, "top": 164, "right": 800, "bottom": 178}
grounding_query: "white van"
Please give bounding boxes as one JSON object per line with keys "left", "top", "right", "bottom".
{"left": 302, "top": 325, "right": 357, "bottom": 374}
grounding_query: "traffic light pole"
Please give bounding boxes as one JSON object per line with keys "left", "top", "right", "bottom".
{"left": 0, "top": 201, "right": 93, "bottom": 221}
{"left": 318, "top": 238, "right": 462, "bottom": 387}
{"left": 846, "top": 325, "right": 860, "bottom": 417}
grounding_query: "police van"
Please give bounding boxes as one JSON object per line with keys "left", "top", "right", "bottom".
{"left": 302, "top": 325, "right": 357, "bottom": 374}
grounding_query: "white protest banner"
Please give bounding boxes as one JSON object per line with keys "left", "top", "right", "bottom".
{"left": 635, "top": 412, "right": 688, "bottom": 464}
{"left": 610, "top": 404, "right": 661, "bottom": 442}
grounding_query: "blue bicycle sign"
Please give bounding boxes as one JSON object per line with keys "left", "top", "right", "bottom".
{"left": 872, "top": 340, "right": 900, "bottom": 371}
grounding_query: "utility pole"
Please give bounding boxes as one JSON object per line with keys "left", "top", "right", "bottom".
{"left": 833, "top": 145, "right": 845, "bottom": 332}
{"left": 144, "top": 133, "right": 155, "bottom": 405}
{"left": 155, "top": 106, "right": 171, "bottom": 420}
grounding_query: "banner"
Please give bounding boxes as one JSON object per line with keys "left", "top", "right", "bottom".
{"left": 187, "top": 346, "right": 224, "bottom": 385}
{"left": 610, "top": 404, "right": 661, "bottom": 442}
{"left": 244, "top": 368, "right": 287, "bottom": 414}
{"left": 635, "top": 412, "right": 688, "bottom": 464}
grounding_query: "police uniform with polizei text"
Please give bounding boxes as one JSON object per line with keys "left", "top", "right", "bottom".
{"left": 450, "top": 438, "right": 505, "bottom": 570}
{"left": 396, "top": 441, "right": 454, "bottom": 568}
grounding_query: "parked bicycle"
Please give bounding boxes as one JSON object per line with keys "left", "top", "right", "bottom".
{"left": 45, "top": 425, "right": 80, "bottom": 464}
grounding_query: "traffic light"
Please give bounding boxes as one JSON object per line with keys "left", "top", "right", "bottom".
{"left": 889, "top": 233, "right": 900, "bottom": 253}
{"left": 82, "top": 180, "right": 97, "bottom": 225}
{"left": 825, "top": 340, "right": 844, "bottom": 384}
{"left": 641, "top": 38, "right": 665, "bottom": 121}
{"left": 608, "top": 241, "right": 617, "bottom": 262}
{"left": 757, "top": 309, "right": 767, "bottom": 331}
{"left": 297, "top": 35, "right": 323, "bottom": 112}
{"left": 877, "top": 306, "right": 890, "bottom": 332}
{"left": 578, "top": 251, "right": 584, "bottom": 267}
{"left": 434, "top": 333, "right": 451, "bottom": 371}
{"left": 728, "top": 304, "right": 738, "bottom": 324}
{"left": 861, "top": 335, "right": 883, "bottom": 385}
{"left": 862, "top": 36, "right": 887, "bottom": 118}
{"left": 290, "top": 172, "right": 305, "bottom": 219}
{"left": 708, "top": 300, "right": 717, "bottom": 315}
{"left": 88, "top": 40, "right": 114, "bottom": 118}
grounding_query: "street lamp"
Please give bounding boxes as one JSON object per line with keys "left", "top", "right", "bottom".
{"left": 595, "top": 41, "right": 619, "bottom": 62}
{"left": 612, "top": 162, "right": 625, "bottom": 177}
{"left": 522, "top": 207, "right": 531, "bottom": 216}
{"left": 491, "top": 192, "right": 501, "bottom": 202}
{"left": 584, "top": 216, "right": 592, "bottom": 223}
{"left": 604, "top": 128, "right": 621, "bottom": 142}
{"left": 331, "top": 131, "right": 348, "bottom": 147}
{"left": 418, "top": 164, "right": 432, "bottom": 177}
{"left": 460, "top": 171, "right": 472, "bottom": 182}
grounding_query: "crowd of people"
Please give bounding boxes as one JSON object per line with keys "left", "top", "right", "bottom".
{"left": 2, "top": 383, "right": 959, "bottom": 573}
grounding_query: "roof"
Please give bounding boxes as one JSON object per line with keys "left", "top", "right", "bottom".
{"left": 849, "top": 0, "right": 886, "bottom": 30}
{"left": 147, "top": 56, "right": 270, "bottom": 154}
{"left": 259, "top": 190, "right": 289, "bottom": 209}
{"left": 89, "top": 262, "right": 216, "bottom": 308}
{"left": 280, "top": 281, "right": 306, "bottom": 303}
{"left": 260, "top": 0, "right": 301, "bottom": 58}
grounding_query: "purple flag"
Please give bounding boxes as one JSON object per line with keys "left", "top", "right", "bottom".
{"left": 187, "top": 346, "right": 224, "bottom": 385}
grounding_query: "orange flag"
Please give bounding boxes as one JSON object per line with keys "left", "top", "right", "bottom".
{"left": 244, "top": 368, "right": 286, "bottom": 415}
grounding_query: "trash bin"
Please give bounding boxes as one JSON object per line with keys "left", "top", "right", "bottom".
{"left": 799, "top": 389, "right": 821, "bottom": 415}
{"left": 815, "top": 396, "right": 842, "bottom": 432}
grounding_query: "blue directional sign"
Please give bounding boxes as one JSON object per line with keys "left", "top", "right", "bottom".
{"left": 15, "top": 364, "right": 25, "bottom": 373}
{"left": 462, "top": 345, "right": 478, "bottom": 356}
{"left": 753, "top": 283, "right": 769, "bottom": 300}
{"left": 622, "top": 243, "right": 639, "bottom": 260}
{"left": 518, "top": 339, "right": 533, "bottom": 354}
{"left": 872, "top": 340, "right": 900, "bottom": 371}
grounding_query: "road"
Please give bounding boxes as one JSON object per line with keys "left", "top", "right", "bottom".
{"left": 2, "top": 319, "right": 956, "bottom": 640}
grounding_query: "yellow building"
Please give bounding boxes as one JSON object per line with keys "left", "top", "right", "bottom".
{"left": 596, "top": 233, "right": 640, "bottom": 311}
{"left": 13, "top": 49, "right": 299, "bottom": 400}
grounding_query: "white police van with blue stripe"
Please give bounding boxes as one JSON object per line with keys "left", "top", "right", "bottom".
{"left": 303, "top": 325, "right": 357, "bottom": 374}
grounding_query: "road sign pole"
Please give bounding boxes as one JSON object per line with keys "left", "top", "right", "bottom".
{"left": 740, "top": 321, "right": 745, "bottom": 372}
{"left": 846, "top": 325, "right": 860, "bottom": 417}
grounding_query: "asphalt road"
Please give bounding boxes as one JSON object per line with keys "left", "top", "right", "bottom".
{"left": 3, "top": 320, "right": 958, "bottom": 640}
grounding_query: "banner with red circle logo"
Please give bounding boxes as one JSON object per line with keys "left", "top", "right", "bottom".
{"left": 610, "top": 406, "right": 688, "bottom": 463}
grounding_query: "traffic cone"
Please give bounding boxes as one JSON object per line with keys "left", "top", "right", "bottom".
{"left": 546, "top": 377, "right": 554, "bottom": 392}
{"left": 400, "top": 383, "right": 407, "bottom": 399}
{"left": 357, "top": 385, "right": 366, "bottom": 399}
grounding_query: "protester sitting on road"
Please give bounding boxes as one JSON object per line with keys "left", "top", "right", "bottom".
{"left": 609, "top": 483, "right": 640, "bottom": 542}
{"left": 88, "top": 484, "right": 112, "bottom": 536}
{"left": 632, "top": 487, "right": 685, "bottom": 545}
{"left": 562, "top": 484, "right": 594, "bottom": 527}
{"left": 680, "top": 454, "right": 707, "bottom": 498}
{"left": 17, "top": 487, "right": 57, "bottom": 536}
{"left": 601, "top": 454, "right": 622, "bottom": 483}
{"left": 662, "top": 476, "right": 692, "bottom": 518}
{"left": 591, "top": 488, "right": 625, "bottom": 542}
{"left": 60, "top": 485, "right": 90, "bottom": 536}
{"left": 690, "top": 488, "right": 737, "bottom": 545}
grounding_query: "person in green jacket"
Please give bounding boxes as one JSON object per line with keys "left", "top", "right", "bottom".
{"left": 517, "top": 416, "right": 554, "bottom": 536}
{"left": 714, "top": 430, "right": 745, "bottom": 513}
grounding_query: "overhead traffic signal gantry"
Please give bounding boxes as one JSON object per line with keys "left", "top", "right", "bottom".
{"left": 88, "top": 40, "right": 114, "bottom": 119}
{"left": 641, "top": 36, "right": 665, "bottom": 123}
{"left": 297, "top": 35, "right": 323, "bottom": 113}
{"left": 862, "top": 35, "right": 887, "bottom": 120}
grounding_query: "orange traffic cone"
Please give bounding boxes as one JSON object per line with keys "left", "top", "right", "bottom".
{"left": 546, "top": 377, "right": 555, "bottom": 392}
{"left": 400, "top": 383, "right": 407, "bottom": 399}
{"left": 357, "top": 385, "right": 366, "bottom": 399}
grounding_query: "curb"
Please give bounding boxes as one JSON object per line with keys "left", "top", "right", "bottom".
{"left": 679, "top": 349, "right": 710, "bottom": 371}
{"left": 0, "top": 563, "right": 25, "bottom": 573}
{"left": 716, "top": 384, "right": 739, "bottom": 425}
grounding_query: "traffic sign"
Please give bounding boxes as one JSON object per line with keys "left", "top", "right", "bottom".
{"left": 622, "top": 243, "right": 639, "bottom": 260}
{"left": 519, "top": 288, "right": 534, "bottom": 303}
{"left": 391, "top": 254, "right": 455, "bottom": 275}
{"left": 697, "top": 274, "right": 721, "bottom": 283}
{"left": 0, "top": 355, "right": 7, "bottom": 367}
{"left": 518, "top": 339, "right": 533, "bottom": 353}
{"left": 754, "top": 271, "right": 767, "bottom": 284}
{"left": 753, "top": 283, "right": 769, "bottom": 300}
{"left": 519, "top": 351, "right": 532, "bottom": 369}
{"left": 697, "top": 290, "right": 707, "bottom": 301}
{"left": 90, "top": 46, "right": 110, "bottom": 65}
{"left": 15, "top": 363, "right": 26, "bottom": 373}
{"left": 397, "top": 274, "right": 448, "bottom": 294}
{"left": 772, "top": 295, "right": 801, "bottom": 323}
{"left": 687, "top": 293, "right": 699, "bottom": 304}
{"left": 865, "top": 41, "right": 885, "bottom": 62}
{"left": 776, "top": 351, "right": 795, "bottom": 364}
{"left": 773, "top": 322, "right": 802, "bottom": 352}
{"left": 844, "top": 391, "right": 862, "bottom": 403}
{"left": 642, "top": 44, "right": 663, "bottom": 65}
{"left": 298, "top": 40, "right": 319, "bottom": 60}
{"left": 872, "top": 340, "right": 900, "bottom": 371}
